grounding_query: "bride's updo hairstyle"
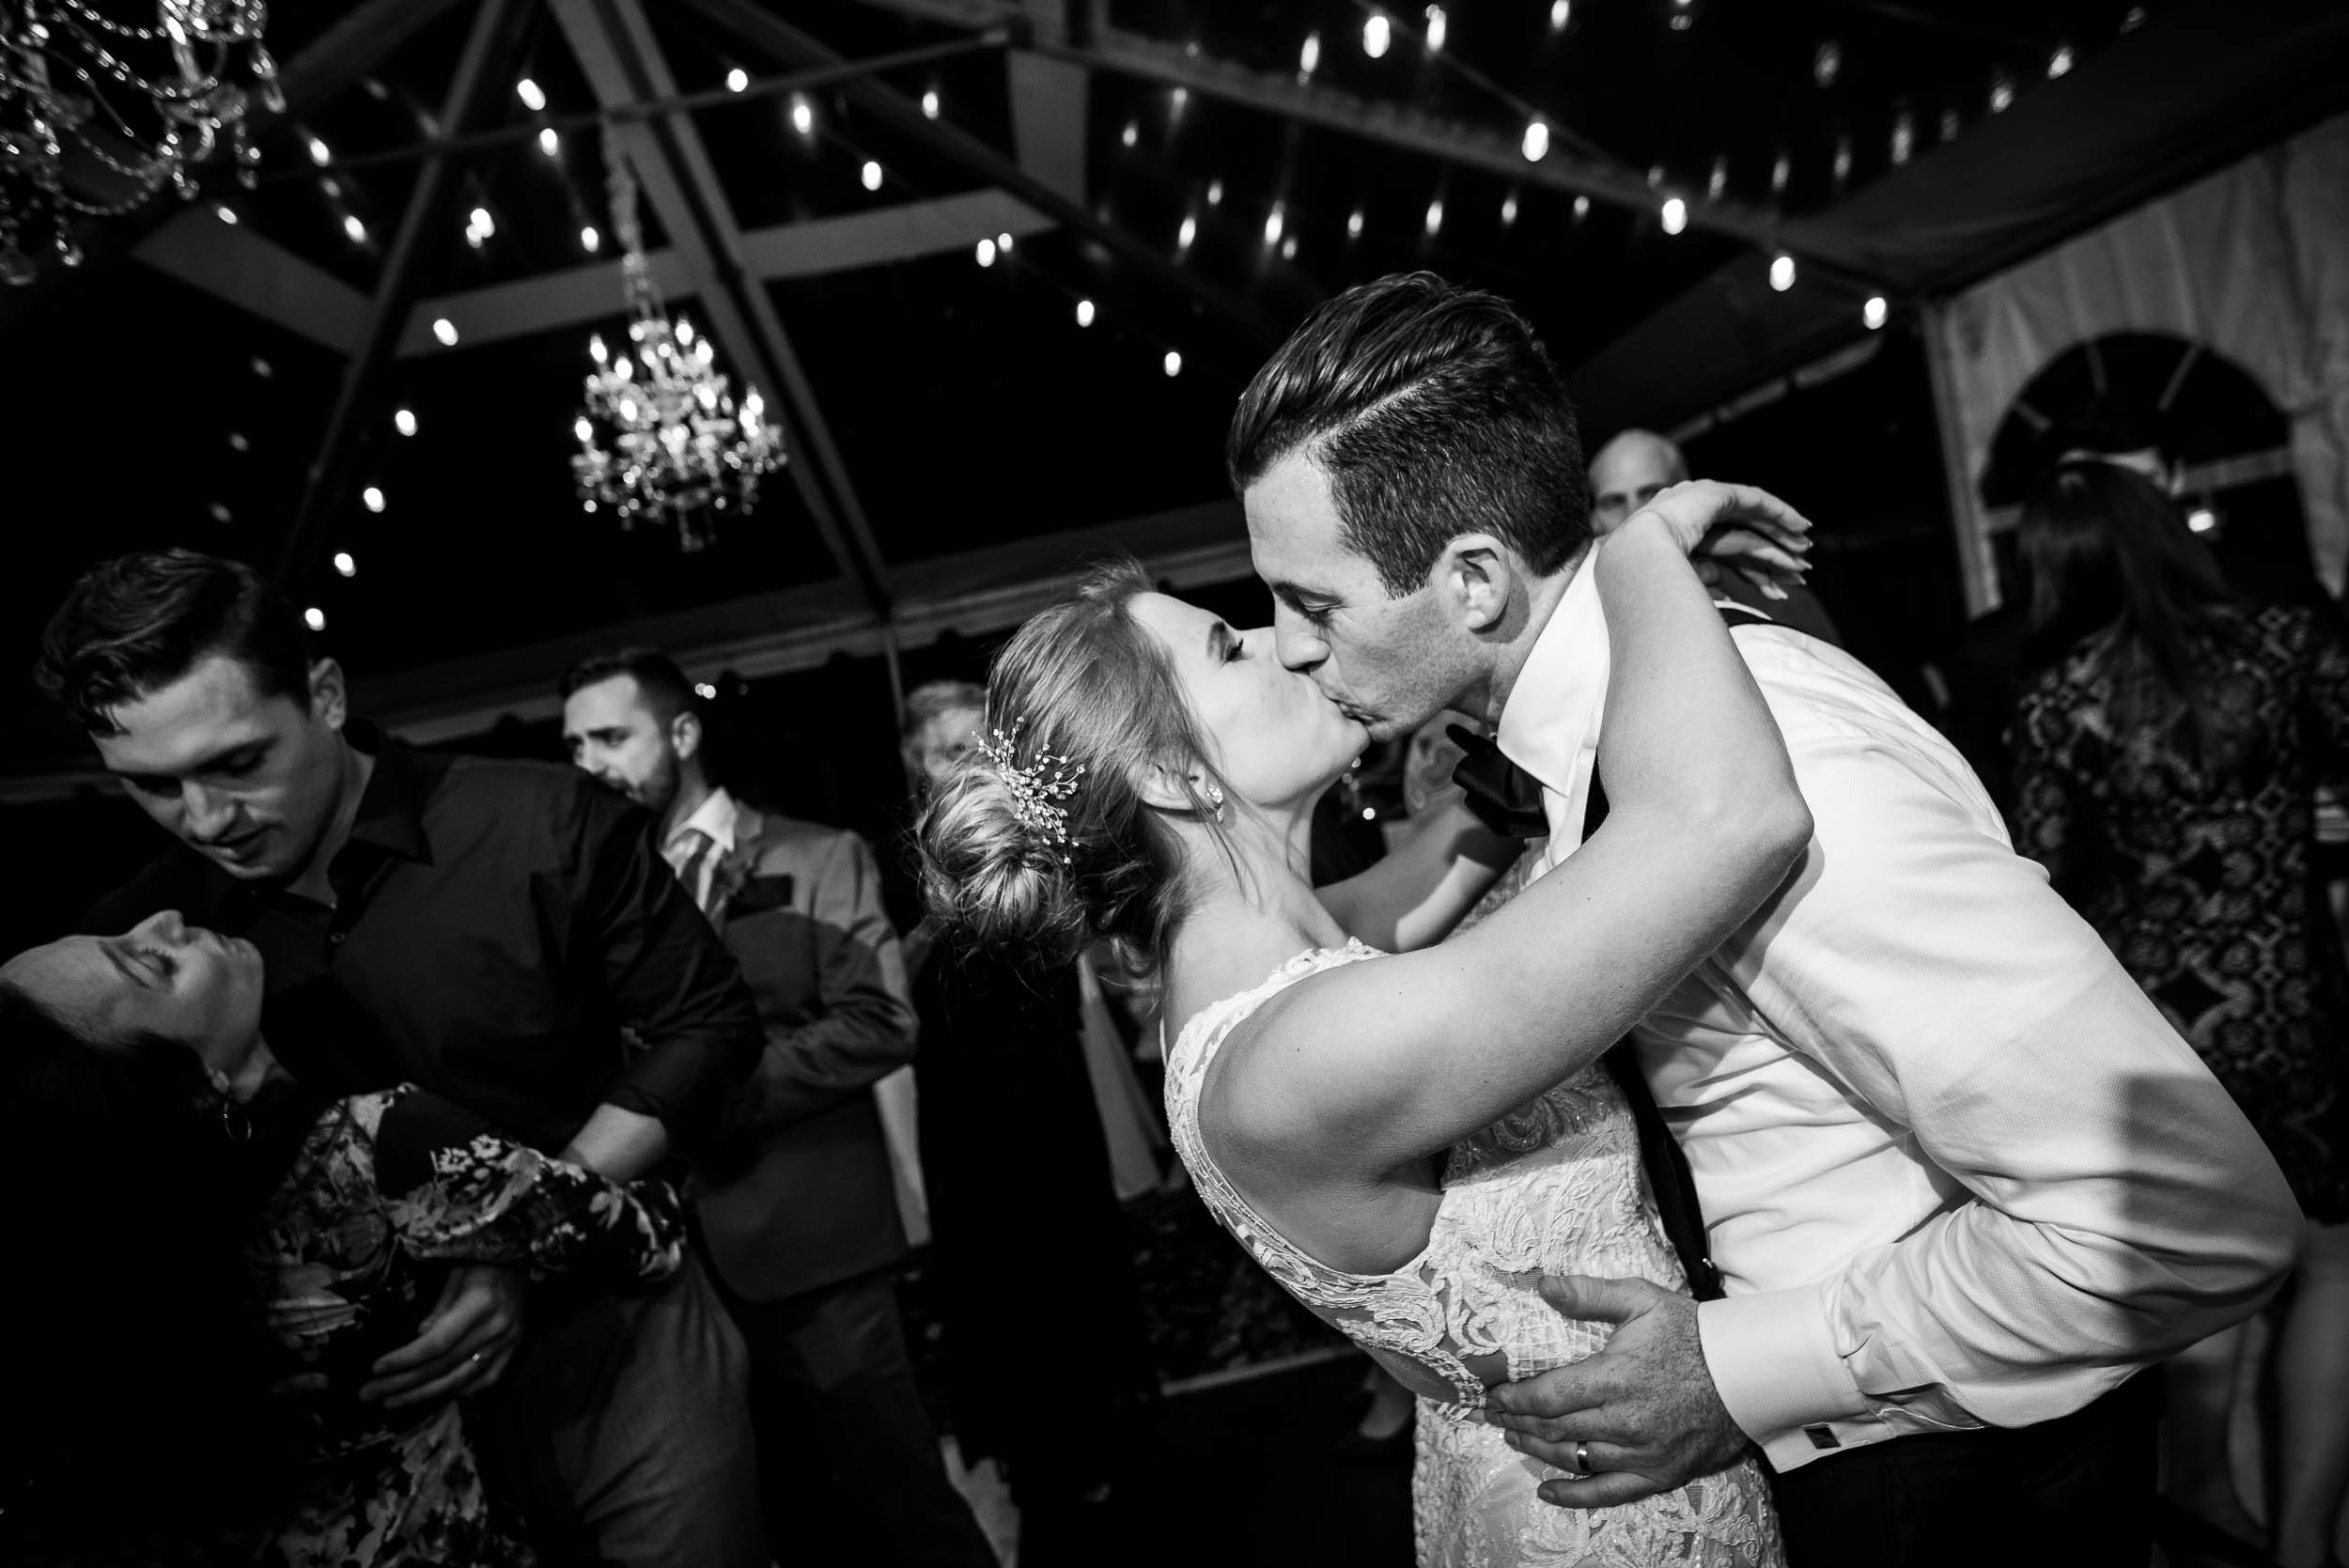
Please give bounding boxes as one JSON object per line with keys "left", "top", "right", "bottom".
{"left": 921, "top": 557, "right": 1235, "bottom": 971}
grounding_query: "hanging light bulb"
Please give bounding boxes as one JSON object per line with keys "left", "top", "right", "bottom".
{"left": 1522, "top": 118, "right": 1550, "bottom": 162}
{"left": 1769, "top": 253, "right": 1795, "bottom": 291}
{"left": 922, "top": 88, "right": 941, "bottom": 119}
{"left": 1708, "top": 156, "right": 1728, "bottom": 200}
{"left": 1281, "top": 235, "right": 1298, "bottom": 260}
{"left": 362, "top": 486, "right": 385, "bottom": 514}
{"left": 790, "top": 96, "right": 814, "bottom": 135}
{"left": 470, "top": 206, "right": 495, "bottom": 240}
{"left": 1660, "top": 196, "right": 1688, "bottom": 235}
{"left": 1076, "top": 298, "right": 1095, "bottom": 327}
{"left": 574, "top": 416, "right": 594, "bottom": 442}
{"left": 1500, "top": 192, "right": 1518, "bottom": 227}
{"left": 1264, "top": 204, "right": 1284, "bottom": 246}
{"left": 1863, "top": 295, "right": 1889, "bottom": 330}
{"left": 1299, "top": 31, "right": 1321, "bottom": 74}
{"left": 2186, "top": 506, "right": 2217, "bottom": 533}
{"left": 1177, "top": 213, "right": 1197, "bottom": 251}
{"left": 303, "top": 607, "right": 326, "bottom": 632}
{"left": 1771, "top": 147, "right": 1791, "bottom": 194}
{"left": 333, "top": 551, "right": 356, "bottom": 578}
{"left": 343, "top": 214, "right": 368, "bottom": 244}
{"left": 1813, "top": 40, "right": 1842, "bottom": 87}
{"left": 1890, "top": 109, "right": 1915, "bottom": 165}
{"left": 1169, "top": 85, "right": 1188, "bottom": 122}
{"left": 1424, "top": 197, "right": 1444, "bottom": 236}
{"left": 1206, "top": 178, "right": 1224, "bottom": 207}
{"left": 1988, "top": 69, "right": 2015, "bottom": 113}
{"left": 2047, "top": 41, "right": 2074, "bottom": 78}
{"left": 216, "top": 205, "right": 239, "bottom": 225}
{"left": 582, "top": 225, "right": 600, "bottom": 253}
{"left": 975, "top": 237, "right": 997, "bottom": 267}
{"left": 1831, "top": 135, "right": 1852, "bottom": 188}
{"left": 1550, "top": 1, "right": 1569, "bottom": 31}
{"left": 725, "top": 68, "right": 749, "bottom": 93}
{"left": 394, "top": 408, "right": 418, "bottom": 436}
{"left": 538, "top": 127, "right": 560, "bottom": 157}
{"left": 1424, "top": 5, "right": 1447, "bottom": 52}
{"left": 516, "top": 79, "right": 546, "bottom": 112}
{"left": 432, "top": 318, "right": 459, "bottom": 347}
{"left": 997, "top": 231, "right": 1014, "bottom": 253}
{"left": 1163, "top": 349, "right": 1183, "bottom": 377}
{"left": 1346, "top": 208, "right": 1365, "bottom": 241}
{"left": 1120, "top": 119, "right": 1138, "bottom": 148}
{"left": 1363, "top": 13, "right": 1391, "bottom": 58}
{"left": 306, "top": 133, "right": 332, "bottom": 165}
{"left": 1573, "top": 194, "right": 1590, "bottom": 220}
{"left": 862, "top": 161, "right": 882, "bottom": 192}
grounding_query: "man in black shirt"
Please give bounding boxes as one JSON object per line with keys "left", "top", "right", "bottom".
{"left": 42, "top": 550, "right": 768, "bottom": 1566}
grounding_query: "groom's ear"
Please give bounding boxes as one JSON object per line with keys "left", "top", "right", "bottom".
{"left": 1438, "top": 536, "right": 1517, "bottom": 634}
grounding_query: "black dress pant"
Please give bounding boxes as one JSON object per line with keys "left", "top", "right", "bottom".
{"left": 1770, "top": 1374, "right": 2159, "bottom": 1568}
{"left": 713, "top": 1263, "right": 997, "bottom": 1568}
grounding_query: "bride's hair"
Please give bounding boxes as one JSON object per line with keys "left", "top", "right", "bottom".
{"left": 920, "top": 557, "right": 1234, "bottom": 970}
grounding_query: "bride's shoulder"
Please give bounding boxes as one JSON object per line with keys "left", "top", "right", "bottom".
{"left": 1167, "top": 940, "right": 1381, "bottom": 1063}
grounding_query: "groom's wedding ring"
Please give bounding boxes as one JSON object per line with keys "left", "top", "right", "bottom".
{"left": 1573, "top": 1440, "right": 1593, "bottom": 1476}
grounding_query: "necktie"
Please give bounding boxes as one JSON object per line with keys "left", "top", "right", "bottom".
{"left": 1442, "top": 729, "right": 1723, "bottom": 1298}
{"left": 663, "top": 826, "right": 716, "bottom": 917}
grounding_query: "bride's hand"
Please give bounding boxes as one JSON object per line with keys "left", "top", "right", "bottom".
{"left": 1622, "top": 480, "right": 1813, "bottom": 598}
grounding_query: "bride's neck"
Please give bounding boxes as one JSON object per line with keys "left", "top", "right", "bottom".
{"left": 1164, "top": 810, "right": 1349, "bottom": 1004}
{"left": 219, "top": 1032, "right": 294, "bottom": 1103}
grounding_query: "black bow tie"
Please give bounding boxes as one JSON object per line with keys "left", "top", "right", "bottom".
{"left": 1447, "top": 725, "right": 1550, "bottom": 839}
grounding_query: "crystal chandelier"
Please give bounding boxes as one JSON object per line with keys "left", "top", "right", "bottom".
{"left": 1, "top": 1, "right": 280, "bottom": 284}
{"left": 571, "top": 129, "right": 783, "bottom": 551}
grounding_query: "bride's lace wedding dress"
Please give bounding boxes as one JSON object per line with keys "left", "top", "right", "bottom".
{"left": 1167, "top": 941, "right": 1781, "bottom": 1568}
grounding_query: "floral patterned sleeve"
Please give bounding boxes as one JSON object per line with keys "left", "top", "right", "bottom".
{"left": 2295, "top": 609, "right": 2349, "bottom": 778}
{"left": 2011, "top": 672, "right": 2080, "bottom": 884}
{"left": 373, "top": 1091, "right": 685, "bottom": 1288}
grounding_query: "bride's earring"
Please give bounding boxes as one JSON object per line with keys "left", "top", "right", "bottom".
{"left": 1206, "top": 783, "right": 1226, "bottom": 824}
{"left": 208, "top": 1068, "right": 251, "bottom": 1142}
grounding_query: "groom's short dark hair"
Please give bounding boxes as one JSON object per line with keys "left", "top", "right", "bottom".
{"left": 1226, "top": 272, "right": 1591, "bottom": 596}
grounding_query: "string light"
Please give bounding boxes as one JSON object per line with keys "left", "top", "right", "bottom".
{"left": 1660, "top": 196, "right": 1687, "bottom": 235}
{"left": 1423, "top": 5, "right": 1447, "bottom": 53}
{"left": 1346, "top": 207, "right": 1365, "bottom": 241}
{"left": 1522, "top": 117, "right": 1550, "bottom": 162}
{"left": 921, "top": 88, "right": 940, "bottom": 119}
{"left": 362, "top": 485, "right": 385, "bottom": 513}
{"left": 216, "top": 205, "right": 239, "bottom": 225}
{"left": 1363, "top": 13, "right": 1391, "bottom": 58}
{"left": 725, "top": 68, "right": 749, "bottom": 93}
{"left": 2186, "top": 506, "right": 2217, "bottom": 534}
{"left": 333, "top": 551, "right": 356, "bottom": 577}
{"left": 997, "top": 231, "right": 1014, "bottom": 253}
{"left": 975, "top": 237, "right": 997, "bottom": 267}
{"left": 303, "top": 607, "right": 326, "bottom": 632}
{"left": 321, "top": 176, "right": 341, "bottom": 198}
{"left": 539, "top": 127, "right": 560, "bottom": 157}
{"left": 1890, "top": 110, "right": 1914, "bottom": 165}
{"left": 1264, "top": 203, "right": 1284, "bottom": 245}
{"left": 581, "top": 225, "right": 600, "bottom": 252}
{"left": 1500, "top": 192, "right": 1518, "bottom": 227}
{"left": 1708, "top": 156, "right": 1728, "bottom": 200}
{"left": 1863, "top": 295, "right": 1888, "bottom": 330}
{"left": 343, "top": 214, "right": 367, "bottom": 243}
{"left": 1299, "top": 31, "right": 1321, "bottom": 74}
{"left": 1206, "top": 178, "right": 1224, "bottom": 206}
{"left": 1424, "top": 197, "right": 1444, "bottom": 236}
{"left": 1550, "top": 1, "right": 1569, "bottom": 31}
{"left": 2046, "top": 42, "right": 2073, "bottom": 78}
{"left": 1120, "top": 119, "right": 1138, "bottom": 148}
{"left": 862, "top": 161, "right": 882, "bottom": 191}
{"left": 210, "top": 503, "right": 233, "bottom": 523}
{"left": 1169, "top": 85, "right": 1188, "bottom": 121}
{"left": 1163, "top": 349, "right": 1183, "bottom": 377}
{"left": 432, "top": 318, "right": 459, "bottom": 346}
{"left": 790, "top": 95, "right": 814, "bottom": 135}
{"left": 1831, "top": 134, "right": 1853, "bottom": 189}
{"left": 227, "top": 432, "right": 248, "bottom": 452}
{"left": 1573, "top": 194, "right": 1590, "bottom": 220}
{"left": 1281, "top": 234, "right": 1298, "bottom": 259}
{"left": 1771, "top": 149, "right": 1790, "bottom": 194}
{"left": 573, "top": 415, "right": 594, "bottom": 442}
{"left": 393, "top": 408, "right": 417, "bottom": 437}
{"left": 1939, "top": 107, "right": 1962, "bottom": 142}
{"left": 1177, "top": 213, "right": 1197, "bottom": 251}
{"left": 694, "top": 682, "right": 718, "bottom": 700}
{"left": 306, "top": 133, "right": 331, "bottom": 165}
{"left": 516, "top": 78, "right": 545, "bottom": 112}
{"left": 1769, "top": 253, "right": 1795, "bottom": 291}
{"left": 1989, "top": 70, "right": 2015, "bottom": 113}
{"left": 469, "top": 206, "right": 495, "bottom": 241}
{"left": 1075, "top": 298, "right": 1095, "bottom": 327}
{"left": 1813, "top": 40, "right": 1841, "bottom": 88}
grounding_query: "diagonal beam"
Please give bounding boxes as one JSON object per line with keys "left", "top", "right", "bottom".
{"left": 0, "top": 0, "right": 474, "bottom": 334}
{"left": 678, "top": 0, "right": 1287, "bottom": 348}
{"left": 134, "top": 208, "right": 371, "bottom": 353}
{"left": 1050, "top": 26, "right": 1873, "bottom": 273}
{"left": 394, "top": 192, "right": 1054, "bottom": 356}
{"left": 276, "top": 0, "right": 532, "bottom": 585}
{"left": 548, "top": 0, "right": 890, "bottom": 613}
{"left": 1008, "top": 0, "right": 1088, "bottom": 205}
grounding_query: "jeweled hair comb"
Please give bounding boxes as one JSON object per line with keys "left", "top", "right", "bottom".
{"left": 975, "top": 718, "right": 1085, "bottom": 864}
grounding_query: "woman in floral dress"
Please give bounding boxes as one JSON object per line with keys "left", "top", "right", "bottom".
{"left": 1, "top": 911, "right": 685, "bottom": 1566}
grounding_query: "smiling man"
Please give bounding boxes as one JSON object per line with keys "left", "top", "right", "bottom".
{"left": 37, "top": 549, "right": 769, "bottom": 1567}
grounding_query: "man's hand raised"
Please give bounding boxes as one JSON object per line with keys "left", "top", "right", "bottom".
{"left": 1481, "top": 1274, "right": 1751, "bottom": 1508}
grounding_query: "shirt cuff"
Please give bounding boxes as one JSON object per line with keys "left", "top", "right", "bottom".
{"left": 1696, "top": 1281, "right": 1869, "bottom": 1460}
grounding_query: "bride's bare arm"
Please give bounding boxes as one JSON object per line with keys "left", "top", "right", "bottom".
{"left": 1215, "top": 505, "right": 1811, "bottom": 1188}
{"left": 1315, "top": 799, "right": 1518, "bottom": 953}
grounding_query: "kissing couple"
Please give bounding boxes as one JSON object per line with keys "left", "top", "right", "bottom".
{"left": 920, "top": 272, "right": 2296, "bottom": 1568}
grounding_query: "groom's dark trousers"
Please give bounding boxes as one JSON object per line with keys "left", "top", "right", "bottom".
{"left": 1769, "top": 1373, "right": 2158, "bottom": 1568}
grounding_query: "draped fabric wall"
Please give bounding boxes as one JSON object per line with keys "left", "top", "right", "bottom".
{"left": 1934, "top": 109, "right": 2349, "bottom": 602}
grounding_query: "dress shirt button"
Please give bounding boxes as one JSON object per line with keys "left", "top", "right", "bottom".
{"left": 329, "top": 930, "right": 348, "bottom": 946}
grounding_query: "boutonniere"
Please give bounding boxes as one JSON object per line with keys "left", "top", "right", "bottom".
{"left": 706, "top": 840, "right": 758, "bottom": 915}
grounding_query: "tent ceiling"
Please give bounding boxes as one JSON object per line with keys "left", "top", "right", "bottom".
{"left": 6, "top": 0, "right": 2345, "bottom": 782}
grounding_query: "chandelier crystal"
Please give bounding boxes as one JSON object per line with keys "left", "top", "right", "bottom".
{"left": 1, "top": 0, "right": 280, "bottom": 283}
{"left": 571, "top": 129, "right": 783, "bottom": 551}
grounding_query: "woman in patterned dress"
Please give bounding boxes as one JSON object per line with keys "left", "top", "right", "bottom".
{"left": 2011, "top": 459, "right": 2349, "bottom": 1568}
{"left": 0, "top": 912, "right": 686, "bottom": 1567}
{"left": 920, "top": 489, "right": 1812, "bottom": 1566}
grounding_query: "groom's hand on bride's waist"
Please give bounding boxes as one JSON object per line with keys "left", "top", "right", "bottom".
{"left": 1479, "top": 1274, "right": 1750, "bottom": 1509}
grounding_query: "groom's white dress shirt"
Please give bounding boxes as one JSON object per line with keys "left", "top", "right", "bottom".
{"left": 1498, "top": 561, "right": 2298, "bottom": 1473}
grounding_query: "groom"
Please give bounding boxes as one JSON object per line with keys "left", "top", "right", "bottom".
{"left": 1230, "top": 272, "right": 2298, "bottom": 1564}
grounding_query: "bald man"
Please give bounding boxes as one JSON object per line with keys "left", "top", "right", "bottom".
{"left": 1590, "top": 428, "right": 1843, "bottom": 645}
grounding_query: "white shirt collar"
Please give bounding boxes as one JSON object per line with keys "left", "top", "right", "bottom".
{"left": 672, "top": 784, "right": 739, "bottom": 856}
{"left": 1494, "top": 558, "right": 1610, "bottom": 845}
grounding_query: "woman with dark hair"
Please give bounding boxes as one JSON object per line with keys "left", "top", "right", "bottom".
{"left": 0, "top": 913, "right": 688, "bottom": 1567}
{"left": 921, "top": 490, "right": 1813, "bottom": 1566}
{"left": 2012, "top": 460, "right": 2349, "bottom": 1568}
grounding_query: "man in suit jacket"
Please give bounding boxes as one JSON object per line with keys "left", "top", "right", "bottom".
{"left": 562, "top": 650, "right": 995, "bottom": 1568}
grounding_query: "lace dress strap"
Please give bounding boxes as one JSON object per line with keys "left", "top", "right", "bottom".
{"left": 1165, "top": 941, "right": 1487, "bottom": 1406}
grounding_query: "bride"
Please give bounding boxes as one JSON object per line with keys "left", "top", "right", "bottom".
{"left": 921, "top": 488, "right": 1812, "bottom": 1565}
